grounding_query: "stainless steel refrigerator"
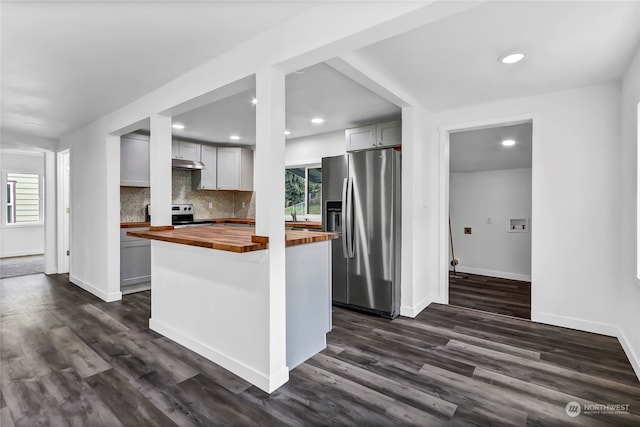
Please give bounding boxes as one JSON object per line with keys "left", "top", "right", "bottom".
{"left": 322, "top": 148, "right": 401, "bottom": 318}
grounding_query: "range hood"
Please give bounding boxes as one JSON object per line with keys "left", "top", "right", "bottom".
{"left": 172, "top": 158, "right": 204, "bottom": 170}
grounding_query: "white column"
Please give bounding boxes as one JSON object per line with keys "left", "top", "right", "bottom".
{"left": 255, "top": 67, "right": 288, "bottom": 391}
{"left": 150, "top": 114, "right": 173, "bottom": 226}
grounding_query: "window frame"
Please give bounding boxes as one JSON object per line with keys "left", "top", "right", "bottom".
{"left": 284, "top": 162, "right": 322, "bottom": 221}
{"left": 6, "top": 180, "right": 16, "bottom": 224}
{"left": 3, "top": 171, "right": 44, "bottom": 227}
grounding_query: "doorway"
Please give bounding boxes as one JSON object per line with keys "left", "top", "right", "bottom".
{"left": 447, "top": 121, "right": 532, "bottom": 319}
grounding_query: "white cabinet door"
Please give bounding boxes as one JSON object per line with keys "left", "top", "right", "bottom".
{"left": 216, "top": 147, "right": 254, "bottom": 191}
{"left": 172, "top": 140, "right": 201, "bottom": 160}
{"left": 217, "top": 147, "right": 240, "bottom": 190}
{"left": 192, "top": 145, "right": 217, "bottom": 190}
{"left": 179, "top": 141, "right": 201, "bottom": 161}
{"left": 121, "top": 134, "right": 150, "bottom": 187}
{"left": 171, "top": 141, "right": 180, "bottom": 158}
{"left": 376, "top": 120, "right": 401, "bottom": 148}
{"left": 345, "top": 124, "right": 376, "bottom": 151}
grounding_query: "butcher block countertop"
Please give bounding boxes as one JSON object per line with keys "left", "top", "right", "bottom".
{"left": 126, "top": 225, "right": 337, "bottom": 253}
{"left": 120, "top": 221, "right": 151, "bottom": 228}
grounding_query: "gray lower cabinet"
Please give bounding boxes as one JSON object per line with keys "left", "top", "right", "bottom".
{"left": 120, "top": 228, "right": 151, "bottom": 291}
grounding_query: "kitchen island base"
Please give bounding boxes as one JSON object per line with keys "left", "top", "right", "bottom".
{"left": 147, "top": 238, "right": 331, "bottom": 393}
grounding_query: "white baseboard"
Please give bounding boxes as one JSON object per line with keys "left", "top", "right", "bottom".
{"left": 400, "top": 294, "right": 434, "bottom": 318}
{"left": 616, "top": 328, "right": 640, "bottom": 380}
{"left": 532, "top": 311, "right": 618, "bottom": 337}
{"left": 454, "top": 265, "right": 531, "bottom": 282}
{"left": 532, "top": 311, "right": 640, "bottom": 382}
{"left": 69, "top": 275, "right": 122, "bottom": 302}
{"left": 150, "top": 317, "right": 287, "bottom": 393}
{"left": 1, "top": 250, "right": 44, "bottom": 258}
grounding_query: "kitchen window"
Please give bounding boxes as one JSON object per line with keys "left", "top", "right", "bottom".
{"left": 285, "top": 165, "right": 322, "bottom": 217}
{"left": 5, "top": 173, "right": 41, "bottom": 224}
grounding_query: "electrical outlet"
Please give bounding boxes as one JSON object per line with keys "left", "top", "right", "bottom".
{"left": 242, "top": 202, "right": 246, "bottom": 208}
{"left": 464, "top": 227, "right": 472, "bottom": 234}
{"left": 487, "top": 217, "right": 492, "bottom": 224}
{"left": 208, "top": 202, "right": 213, "bottom": 209}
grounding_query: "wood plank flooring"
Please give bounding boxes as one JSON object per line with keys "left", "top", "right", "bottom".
{"left": 449, "top": 272, "right": 532, "bottom": 319}
{"left": 2, "top": 273, "right": 639, "bottom": 426}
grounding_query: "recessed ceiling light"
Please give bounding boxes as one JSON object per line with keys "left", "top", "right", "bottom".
{"left": 284, "top": 130, "right": 291, "bottom": 135}
{"left": 499, "top": 53, "right": 524, "bottom": 64}
{"left": 24, "top": 122, "right": 42, "bottom": 127}
{"left": 502, "top": 139, "right": 516, "bottom": 147}
{"left": 172, "top": 123, "right": 185, "bottom": 129}
{"left": 230, "top": 135, "right": 241, "bottom": 140}
{"left": 251, "top": 97, "right": 257, "bottom": 105}
{"left": 311, "top": 118, "right": 324, "bottom": 124}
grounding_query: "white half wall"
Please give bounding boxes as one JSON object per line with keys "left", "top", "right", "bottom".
{"left": 450, "top": 168, "right": 532, "bottom": 281}
{"left": 285, "top": 131, "right": 345, "bottom": 165}
{"left": 0, "top": 151, "right": 45, "bottom": 258}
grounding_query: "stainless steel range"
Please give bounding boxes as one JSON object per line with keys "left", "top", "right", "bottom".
{"left": 146, "top": 204, "right": 214, "bottom": 228}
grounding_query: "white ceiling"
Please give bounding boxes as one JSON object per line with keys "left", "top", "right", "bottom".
{"left": 170, "top": 62, "right": 400, "bottom": 145}
{"left": 0, "top": 1, "right": 313, "bottom": 139}
{"left": 356, "top": 0, "right": 640, "bottom": 111}
{"left": 450, "top": 122, "right": 532, "bottom": 173}
{"left": 2, "top": 1, "right": 639, "bottom": 145}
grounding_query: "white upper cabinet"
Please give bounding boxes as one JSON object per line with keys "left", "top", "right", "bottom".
{"left": 121, "top": 134, "right": 149, "bottom": 187}
{"left": 192, "top": 145, "right": 217, "bottom": 190}
{"left": 376, "top": 120, "right": 401, "bottom": 148}
{"left": 172, "top": 140, "right": 201, "bottom": 161}
{"left": 217, "top": 147, "right": 253, "bottom": 191}
{"left": 346, "top": 124, "right": 376, "bottom": 151}
{"left": 345, "top": 120, "right": 401, "bottom": 151}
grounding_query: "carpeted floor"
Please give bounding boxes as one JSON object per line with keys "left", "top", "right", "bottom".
{"left": 0, "top": 254, "right": 45, "bottom": 278}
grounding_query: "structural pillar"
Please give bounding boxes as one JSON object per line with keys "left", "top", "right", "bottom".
{"left": 255, "top": 67, "right": 288, "bottom": 391}
{"left": 149, "top": 114, "right": 173, "bottom": 226}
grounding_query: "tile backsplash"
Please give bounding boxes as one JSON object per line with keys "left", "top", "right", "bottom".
{"left": 120, "top": 187, "right": 150, "bottom": 222}
{"left": 120, "top": 170, "right": 256, "bottom": 222}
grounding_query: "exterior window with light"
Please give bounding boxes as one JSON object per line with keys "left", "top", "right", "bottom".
{"left": 5, "top": 173, "right": 41, "bottom": 224}
{"left": 285, "top": 165, "right": 322, "bottom": 217}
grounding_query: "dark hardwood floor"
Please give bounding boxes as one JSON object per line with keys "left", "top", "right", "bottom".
{"left": 2, "top": 273, "right": 639, "bottom": 426}
{"left": 449, "top": 272, "right": 532, "bottom": 319}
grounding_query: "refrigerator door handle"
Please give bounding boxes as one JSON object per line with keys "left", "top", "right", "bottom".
{"left": 341, "top": 178, "right": 349, "bottom": 259}
{"left": 346, "top": 177, "right": 355, "bottom": 258}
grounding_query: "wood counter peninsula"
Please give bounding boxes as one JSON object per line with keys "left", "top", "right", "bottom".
{"left": 127, "top": 224, "right": 337, "bottom": 392}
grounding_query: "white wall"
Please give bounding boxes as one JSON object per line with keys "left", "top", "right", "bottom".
{"left": 285, "top": 130, "right": 345, "bottom": 165}
{"left": 0, "top": 151, "right": 45, "bottom": 257}
{"left": 617, "top": 46, "right": 640, "bottom": 377}
{"left": 450, "top": 168, "right": 532, "bottom": 281}
{"left": 425, "top": 83, "right": 622, "bottom": 341}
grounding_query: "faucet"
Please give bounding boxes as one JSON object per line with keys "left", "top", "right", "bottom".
{"left": 287, "top": 199, "right": 297, "bottom": 222}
